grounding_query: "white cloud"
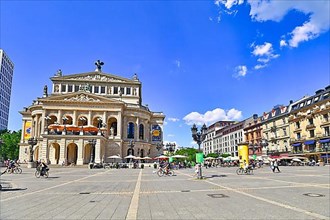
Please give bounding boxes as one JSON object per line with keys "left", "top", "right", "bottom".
{"left": 280, "top": 39, "right": 287, "bottom": 47}
{"left": 233, "top": 65, "right": 247, "bottom": 78}
{"left": 183, "top": 107, "right": 243, "bottom": 125}
{"left": 216, "top": 1, "right": 329, "bottom": 47}
{"left": 254, "top": 64, "right": 267, "bottom": 70}
{"left": 175, "top": 60, "right": 181, "bottom": 68}
{"left": 167, "top": 134, "right": 175, "bottom": 137}
{"left": 252, "top": 42, "right": 272, "bottom": 56}
{"left": 168, "top": 117, "right": 180, "bottom": 122}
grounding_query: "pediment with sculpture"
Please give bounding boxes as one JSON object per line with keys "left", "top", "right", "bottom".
{"left": 41, "top": 92, "right": 123, "bottom": 104}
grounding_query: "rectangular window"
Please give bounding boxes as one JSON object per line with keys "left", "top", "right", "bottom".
{"left": 114, "top": 87, "right": 118, "bottom": 94}
{"left": 94, "top": 86, "right": 99, "bottom": 93}
{"left": 68, "top": 85, "right": 73, "bottom": 92}
{"left": 296, "top": 122, "right": 300, "bottom": 129}
{"left": 283, "top": 128, "right": 287, "bottom": 136}
{"left": 126, "top": 87, "right": 131, "bottom": 95}
{"left": 308, "top": 118, "right": 313, "bottom": 125}
{"left": 297, "top": 133, "right": 301, "bottom": 140}
{"left": 120, "top": 87, "right": 125, "bottom": 95}
{"left": 101, "top": 86, "right": 105, "bottom": 93}
{"left": 309, "top": 130, "right": 315, "bottom": 138}
{"left": 61, "top": 85, "right": 66, "bottom": 92}
{"left": 75, "top": 85, "right": 79, "bottom": 92}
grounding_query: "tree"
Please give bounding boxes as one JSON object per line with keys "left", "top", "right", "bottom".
{"left": 206, "top": 153, "right": 218, "bottom": 158}
{"left": 0, "top": 129, "right": 21, "bottom": 161}
{"left": 175, "top": 147, "right": 198, "bottom": 162}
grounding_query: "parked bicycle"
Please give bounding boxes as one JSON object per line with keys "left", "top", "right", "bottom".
{"left": 236, "top": 167, "right": 253, "bottom": 175}
{"left": 157, "top": 167, "right": 174, "bottom": 177}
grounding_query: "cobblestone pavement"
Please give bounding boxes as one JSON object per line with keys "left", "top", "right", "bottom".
{"left": 0, "top": 165, "right": 329, "bottom": 220}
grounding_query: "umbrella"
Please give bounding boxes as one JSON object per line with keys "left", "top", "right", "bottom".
{"left": 124, "top": 155, "right": 136, "bottom": 159}
{"left": 83, "top": 125, "right": 98, "bottom": 132}
{"left": 172, "top": 155, "right": 187, "bottom": 158}
{"left": 142, "top": 156, "right": 152, "bottom": 160}
{"left": 108, "top": 155, "right": 122, "bottom": 159}
{"left": 134, "top": 156, "right": 142, "bottom": 160}
{"left": 48, "top": 124, "right": 64, "bottom": 130}
{"left": 66, "top": 125, "right": 80, "bottom": 132}
{"left": 292, "top": 158, "right": 302, "bottom": 162}
{"left": 205, "top": 157, "right": 215, "bottom": 160}
{"left": 155, "top": 155, "right": 169, "bottom": 159}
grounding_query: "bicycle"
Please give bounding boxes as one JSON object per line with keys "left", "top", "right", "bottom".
{"left": 35, "top": 166, "right": 49, "bottom": 178}
{"left": 236, "top": 167, "right": 253, "bottom": 175}
{"left": 157, "top": 167, "right": 174, "bottom": 177}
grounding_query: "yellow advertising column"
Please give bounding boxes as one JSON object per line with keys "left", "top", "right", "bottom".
{"left": 238, "top": 142, "right": 249, "bottom": 168}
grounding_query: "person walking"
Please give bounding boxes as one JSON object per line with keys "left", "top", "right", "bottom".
{"left": 273, "top": 159, "right": 281, "bottom": 173}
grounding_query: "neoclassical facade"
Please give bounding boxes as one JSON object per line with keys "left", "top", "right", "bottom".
{"left": 18, "top": 62, "right": 165, "bottom": 165}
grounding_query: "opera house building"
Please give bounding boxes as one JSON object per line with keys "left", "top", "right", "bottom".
{"left": 18, "top": 61, "right": 165, "bottom": 165}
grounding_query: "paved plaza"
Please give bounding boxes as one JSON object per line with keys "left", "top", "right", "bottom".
{"left": 0, "top": 165, "right": 329, "bottom": 220}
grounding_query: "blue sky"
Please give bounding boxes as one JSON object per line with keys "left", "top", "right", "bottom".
{"left": 1, "top": 0, "right": 329, "bottom": 148}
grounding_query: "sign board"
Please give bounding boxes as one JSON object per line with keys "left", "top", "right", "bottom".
{"left": 196, "top": 153, "right": 204, "bottom": 163}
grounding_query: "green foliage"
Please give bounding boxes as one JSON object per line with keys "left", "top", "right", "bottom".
{"left": 0, "top": 129, "right": 21, "bottom": 161}
{"left": 221, "top": 153, "right": 231, "bottom": 158}
{"left": 175, "top": 148, "right": 198, "bottom": 162}
{"left": 206, "top": 153, "right": 218, "bottom": 158}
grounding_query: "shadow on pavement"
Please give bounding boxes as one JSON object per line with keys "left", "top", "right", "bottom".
{"left": 1, "top": 187, "right": 27, "bottom": 192}
{"left": 205, "top": 174, "right": 227, "bottom": 179}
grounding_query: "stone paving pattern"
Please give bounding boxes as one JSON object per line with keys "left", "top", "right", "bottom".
{"left": 0, "top": 165, "right": 329, "bottom": 219}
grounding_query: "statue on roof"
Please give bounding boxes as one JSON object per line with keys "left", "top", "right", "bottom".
{"left": 132, "top": 73, "right": 139, "bottom": 81}
{"left": 55, "top": 69, "right": 62, "bottom": 77}
{"left": 43, "top": 85, "right": 48, "bottom": 97}
{"left": 95, "top": 60, "right": 104, "bottom": 72}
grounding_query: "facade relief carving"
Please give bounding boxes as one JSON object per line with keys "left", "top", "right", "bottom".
{"left": 64, "top": 94, "right": 100, "bottom": 102}
{"left": 69, "top": 74, "right": 124, "bottom": 82}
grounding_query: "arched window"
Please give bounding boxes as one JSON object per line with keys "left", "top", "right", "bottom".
{"left": 111, "top": 122, "right": 117, "bottom": 136}
{"left": 127, "top": 122, "right": 135, "bottom": 139}
{"left": 139, "top": 124, "right": 144, "bottom": 140}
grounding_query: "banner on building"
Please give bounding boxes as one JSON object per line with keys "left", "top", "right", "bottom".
{"left": 24, "top": 121, "right": 32, "bottom": 140}
{"left": 151, "top": 125, "right": 162, "bottom": 142}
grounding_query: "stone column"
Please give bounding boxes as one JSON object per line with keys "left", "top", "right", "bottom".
{"left": 76, "top": 138, "right": 84, "bottom": 165}
{"left": 59, "top": 138, "right": 66, "bottom": 165}
{"left": 136, "top": 118, "right": 140, "bottom": 141}
{"left": 118, "top": 112, "right": 122, "bottom": 138}
{"left": 94, "top": 139, "right": 101, "bottom": 163}
{"left": 88, "top": 110, "right": 92, "bottom": 125}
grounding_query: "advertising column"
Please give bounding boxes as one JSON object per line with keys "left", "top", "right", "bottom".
{"left": 238, "top": 142, "right": 249, "bottom": 168}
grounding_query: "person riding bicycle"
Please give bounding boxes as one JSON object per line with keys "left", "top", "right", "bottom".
{"left": 243, "top": 160, "right": 249, "bottom": 173}
{"left": 164, "top": 162, "right": 170, "bottom": 175}
{"left": 40, "top": 160, "right": 49, "bottom": 176}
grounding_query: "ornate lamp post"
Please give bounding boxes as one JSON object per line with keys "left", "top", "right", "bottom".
{"left": 324, "top": 143, "right": 329, "bottom": 165}
{"left": 79, "top": 117, "right": 87, "bottom": 135}
{"left": 62, "top": 116, "right": 68, "bottom": 134}
{"left": 88, "top": 139, "right": 96, "bottom": 164}
{"left": 261, "top": 139, "right": 269, "bottom": 156}
{"left": 44, "top": 115, "right": 51, "bottom": 134}
{"left": 27, "top": 137, "right": 38, "bottom": 168}
{"left": 166, "top": 143, "right": 176, "bottom": 155}
{"left": 156, "top": 142, "right": 164, "bottom": 151}
{"left": 191, "top": 123, "right": 207, "bottom": 179}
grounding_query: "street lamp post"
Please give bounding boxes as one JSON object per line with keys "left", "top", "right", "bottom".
{"left": 88, "top": 139, "right": 96, "bottom": 164}
{"left": 62, "top": 116, "right": 68, "bottom": 135}
{"left": 27, "top": 137, "right": 38, "bottom": 168}
{"left": 44, "top": 116, "right": 51, "bottom": 134}
{"left": 79, "top": 117, "right": 87, "bottom": 135}
{"left": 156, "top": 142, "right": 164, "bottom": 152}
{"left": 191, "top": 123, "right": 207, "bottom": 179}
{"left": 324, "top": 143, "right": 329, "bottom": 165}
{"left": 261, "top": 139, "right": 269, "bottom": 156}
{"left": 166, "top": 143, "right": 176, "bottom": 155}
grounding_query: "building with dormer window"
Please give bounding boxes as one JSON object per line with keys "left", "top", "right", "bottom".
{"left": 18, "top": 62, "right": 165, "bottom": 165}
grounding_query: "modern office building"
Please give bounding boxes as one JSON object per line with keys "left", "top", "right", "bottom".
{"left": 18, "top": 61, "right": 165, "bottom": 165}
{"left": 0, "top": 49, "right": 14, "bottom": 131}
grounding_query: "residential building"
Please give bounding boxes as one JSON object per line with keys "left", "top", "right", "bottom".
{"left": 0, "top": 49, "right": 14, "bottom": 130}
{"left": 261, "top": 104, "right": 291, "bottom": 157}
{"left": 243, "top": 114, "right": 264, "bottom": 156}
{"left": 203, "top": 121, "right": 234, "bottom": 155}
{"left": 18, "top": 61, "right": 165, "bottom": 164}
{"left": 288, "top": 85, "right": 330, "bottom": 162}
{"left": 214, "top": 119, "right": 249, "bottom": 157}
